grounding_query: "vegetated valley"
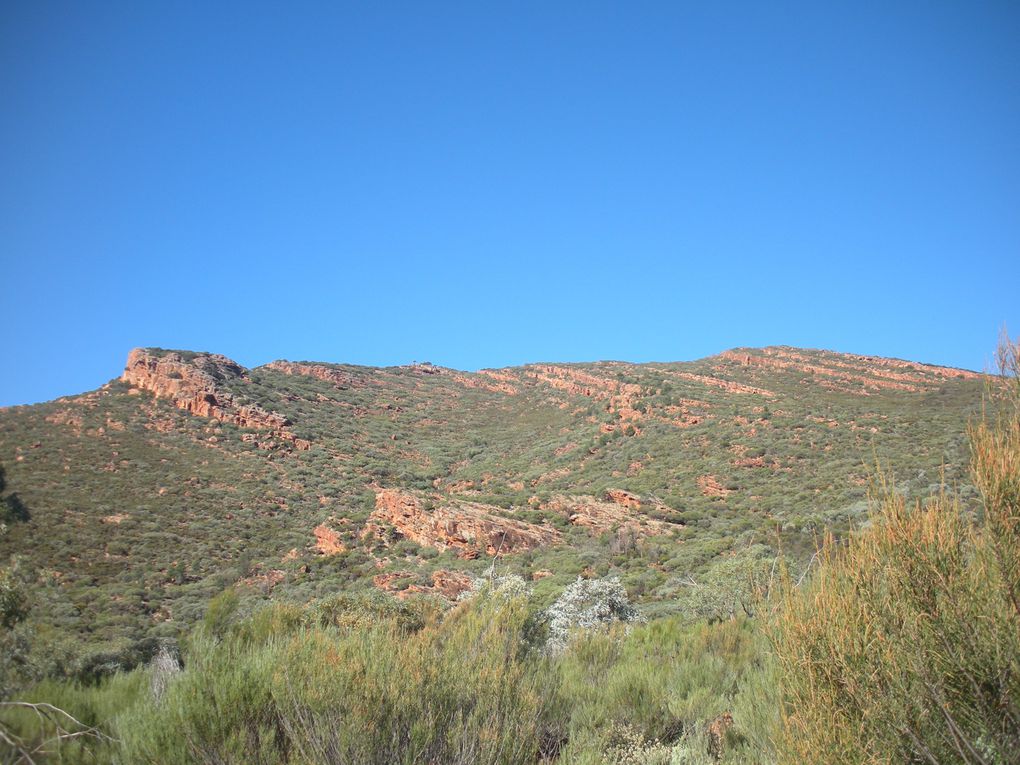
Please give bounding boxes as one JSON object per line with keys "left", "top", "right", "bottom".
{"left": 1, "top": 341, "right": 1017, "bottom": 764}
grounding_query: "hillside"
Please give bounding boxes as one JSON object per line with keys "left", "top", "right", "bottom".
{"left": 0, "top": 345, "right": 986, "bottom": 663}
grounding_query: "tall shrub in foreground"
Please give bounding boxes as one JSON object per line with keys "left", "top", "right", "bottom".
{"left": 769, "top": 336, "right": 1020, "bottom": 764}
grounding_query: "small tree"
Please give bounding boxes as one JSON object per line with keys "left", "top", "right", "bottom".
{"left": 0, "top": 464, "right": 30, "bottom": 530}
{"left": 674, "top": 545, "right": 775, "bottom": 623}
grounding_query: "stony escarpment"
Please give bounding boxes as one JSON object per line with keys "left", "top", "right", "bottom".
{"left": 542, "top": 492, "right": 680, "bottom": 538}
{"left": 369, "top": 488, "right": 561, "bottom": 559}
{"left": 719, "top": 347, "right": 981, "bottom": 395}
{"left": 365, "top": 487, "right": 680, "bottom": 559}
{"left": 122, "top": 349, "right": 309, "bottom": 448}
{"left": 313, "top": 522, "right": 346, "bottom": 555}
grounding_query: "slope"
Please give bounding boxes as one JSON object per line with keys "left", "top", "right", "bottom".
{"left": 0, "top": 345, "right": 985, "bottom": 665}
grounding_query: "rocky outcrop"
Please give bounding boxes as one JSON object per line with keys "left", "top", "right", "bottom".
{"left": 524, "top": 365, "right": 643, "bottom": 401}
{"left": 520, "top": 364, "right": 723, "bottom": 432}
{"left": 373, "top": 569, "right": 474, "bottom": 600}
{"left": 398, "top": 365, "right": 521, "bottom": 396}
{"left": 370, "top": 488, "right": 560, "bottom": 559}
{"left": 264, "top": 361, "right": 357, "bottom": 389}
{"left": 666, "top": 370, "right": 775, "bottom": 397}
{"left": 604, "top": 488, "right": 642, "bottom": 509}
{"left": 444, "top": 370, "right": 520, "bottom": 396}
{"left": 313, "top": 523, "right": 345, "bottom": 555}
{"left": 554, "top": 442, "right": 580, "bottom": 456}
{"left": 707, "top": 712, "right": 734, "bottom": 760}
{"left": 720, "top": 347, "right": 982, "bottom": 395}
{"left": 775, "top": 347, "right": 981, "bottom": 381}
{"left": 477, "top": 370, "right": 522, "bottom": 395}
{"left": 543, "top": 494, "right": 678, "bottom": 538}
{"left": 122, "top": 349, "right": 307, "bottom": 447}
{"left": 697, "top": 474, "right": 733, "bottom": 498}
{"left": 239, "top": 568, "right": 287, "bottom": 593}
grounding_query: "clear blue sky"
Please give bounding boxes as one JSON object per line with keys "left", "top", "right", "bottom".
{"left": 2, "top": 1, "right": 1018, "bottom": 406}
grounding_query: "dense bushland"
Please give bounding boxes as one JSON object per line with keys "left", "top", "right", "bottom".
{"left": 2, "top": 583, "right": 767, "bottom": 764}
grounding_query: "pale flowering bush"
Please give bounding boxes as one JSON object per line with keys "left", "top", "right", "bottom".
{"left": 544, "top": 576, "right": 642, "bottom": 654}
{"left": 457, "top": 572, "right": 532, "bottom": 602}
{"left": 600, "top": 723, "right": 713, "bottom": 765}
{"left": 148, "top": 641, "right": 181, "bottom": 704}
{"left": 602, "top": 724, "right": 673, "bottom": 765}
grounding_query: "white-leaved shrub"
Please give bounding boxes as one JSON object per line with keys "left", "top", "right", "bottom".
{"left": 149, "top": 641, "right": 181, "bottom": 704}
{"left": 600, "top": 724, "right": 714, "bottom": 765}
{"left": 544, "top": 576, "right": 642, "bottom": 654}
{"left": 457, "top": 572, "right": 532, "bottom": 602}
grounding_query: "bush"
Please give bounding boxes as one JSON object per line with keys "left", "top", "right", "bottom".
{"left": 4, "top": 580, "right": 776, "bottom": 764}
{"left": 544, "top": 576, "right": 642, "bottom": 654}
{"left": 116, "top": 585, "right": 551, "bottom": 765}
{"left": 768, "top": 335, "right": 1020, "bottom": 764}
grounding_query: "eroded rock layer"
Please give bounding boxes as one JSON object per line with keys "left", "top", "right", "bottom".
{"left": 370, "top": 488, "right": 561, "bottom": 559}
{"left": 719, "top": 347, "right": 980, "bottom": 395}
{"left": 373, "top": 569, "right": 474, "bottom": 600}
{"left": 543, "top": 494, "right": 679, "bottom": 538}
{"left": 122, "top": 349, "right": 307, "bottom": 447}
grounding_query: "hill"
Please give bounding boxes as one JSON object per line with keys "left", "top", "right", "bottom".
{"left": 0, "top": 345, "right": 986, "bottom": 664}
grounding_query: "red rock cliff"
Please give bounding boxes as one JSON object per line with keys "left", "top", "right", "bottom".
{"left": 122, "top": 349, "right": 306, "bottom": 446}
{"left": 371, "top": 488, "right": 560, "bottom": 558}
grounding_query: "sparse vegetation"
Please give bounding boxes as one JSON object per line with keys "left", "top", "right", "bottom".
{"left": 1, "top": 340, "right": 1011, "bottom": 764}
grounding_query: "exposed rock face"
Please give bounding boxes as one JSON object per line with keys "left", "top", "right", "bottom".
{"left": 122, "top": 349, "right": 306, "bottom": 447}
{"left": 239, "top": 568, "right": 286, "bottom": 593}
{"left": 515, "top": 364, "right": 715, "bottom": 431}
{"left": 605, "top": 488, "right": 642, "bottom": 509}
{"left": 268, "top": 359, "right": 521, "bottom": 396}
{"left": 523, "top": 364, "right": 644, "bottom": 402}
{"left": 313, "top": 523, "right": 345, "bottom": 555}
{"left": 707, "top": 712, "right": 734, "bottom": 760}
{"left": 371, "top": 488, "right": 560, "bottom": 559}
{"left": 428, "top": 569, "right": 474, "bottom": 598}
{"left": 666, "top": 370, "right": 775, "bottom": 397}
{"left": 476, "top": 370, "right": 521, "bottom": 395}
{"left": 719, "top": 347, "right": 981, "bottom": 395}
{"left": 554, "top": 442, "right": 580, "bottom": 456}
{"left": 403, "top": 365, "right": 523, "bottom": 396}
{"left": 543, "top": 494, "right": 679, "bottom": 537}
{"left": 372, "top": 569, "right": 474, "bottom": 600}
{"left": 444, "top": 370, "right": 521, "bottom": 395}
{"left": 45, "top": 409, "right": 84, "bottom": 434}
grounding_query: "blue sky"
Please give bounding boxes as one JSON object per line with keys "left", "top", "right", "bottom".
{"left": 2, "top": 1, "right": 1018, "bottom": 406}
